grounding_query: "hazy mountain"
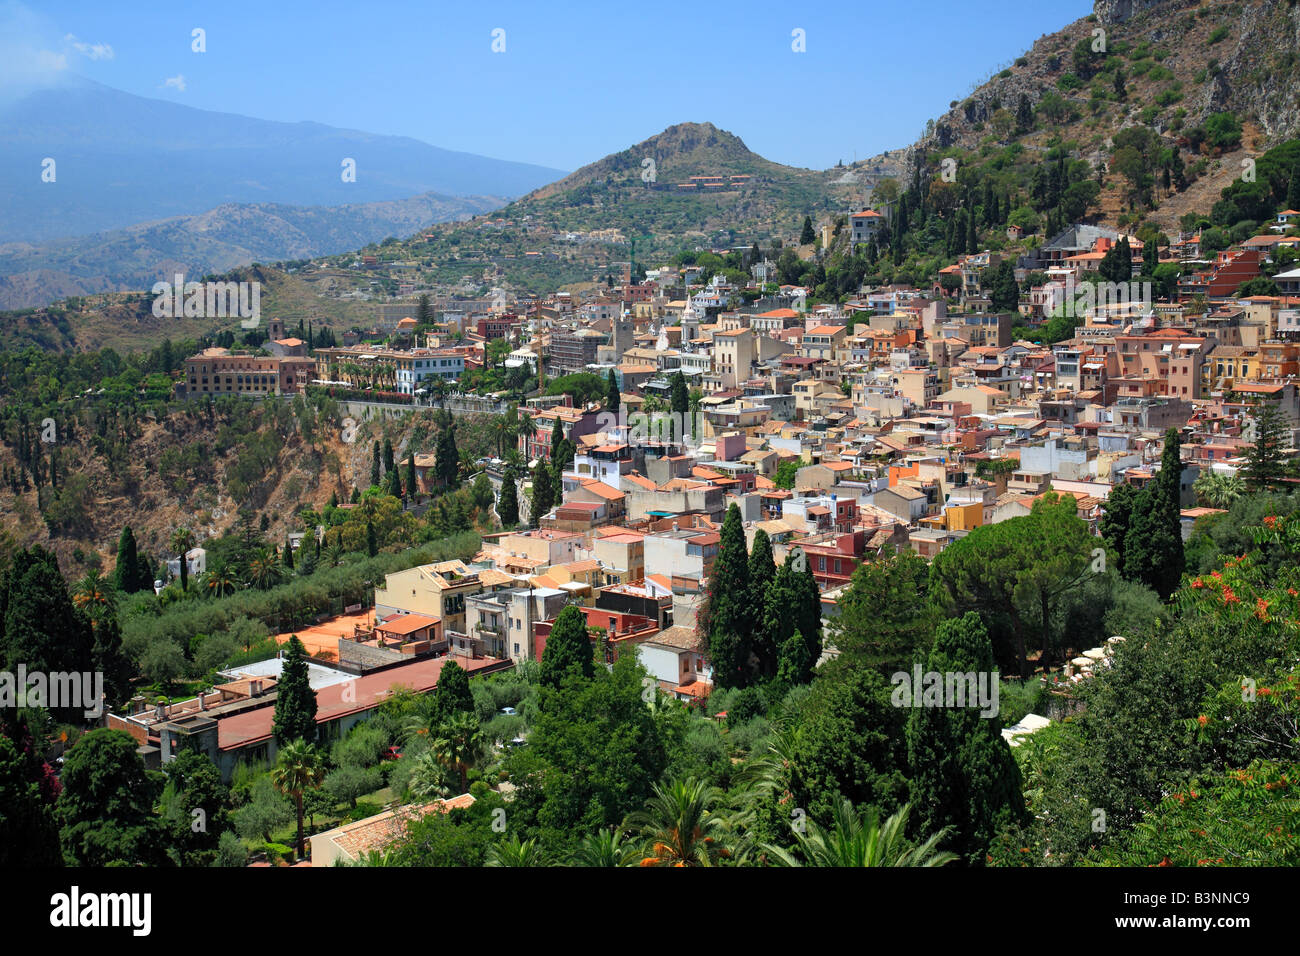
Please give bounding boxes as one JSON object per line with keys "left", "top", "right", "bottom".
{"left": 0, "top": 191, "right": 506, "bottom": 311}
{"left": 0, "top": 76, "right": 565, "bottom": 244}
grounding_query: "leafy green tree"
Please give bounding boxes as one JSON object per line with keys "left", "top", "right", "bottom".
{"left": 832, "top": 548, "right": 938, "bottom": 673}
{"left": 59, "top": 729, "right": 169, "bottom": 866}
{"left": 160, "top": 749, "right": 230, "bottom": 866}
{"left": 271, "top": 740, "right": 325, "bottom": 858}
{"left": 0, "top": 716, "right": 62, "bottom": 866}
{"left": 931, "top": 493, "right": 1096, "bottom": 676}
{"left": 2, "top": 547, "right": 98, "bottom": 720}
{"left": 323, "top": 764, "right": 382, "bottom": 809}
{"left": 788, "top": 664, "right": 911, "bottom": 827}
{"left": 699, "top": 504, "right": 752, "bottom": 689}
{"left": 504, "top": 655, "right": 666, "bottom": 851}
{"left": 272, "top": 635, "right": 318, "bottom": 747}
{"left": 773, "top": 459, "right": 799, "bottom": 490}
{"left": 905, "top": 613, "right": 1026, "bottom": 866}
{"left": 540, "top": 604, "right": 594, "bottom": 688}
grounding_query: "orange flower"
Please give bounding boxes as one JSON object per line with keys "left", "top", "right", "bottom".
{"left": 1197, "top": 715, "right": 1209, "bottom": 726}
{"left": 1211, "top": 570, "right": 1222, "bottom": 579}
{"left": 1192, "top": 579, "right": 1205, "bottom": 589}
{"left": 1223, "top": 588, "right": 1239, "bottom": 604}
{"left": 1263, "top": 515, "right": 1278, "bottom": 527}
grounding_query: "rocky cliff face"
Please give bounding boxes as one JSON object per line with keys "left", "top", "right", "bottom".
{"left": 907, "top": 0, "right": 1300, "bottom": 169}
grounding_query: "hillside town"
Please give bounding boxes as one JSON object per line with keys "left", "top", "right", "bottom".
{"left": 7, "top": 1, "right": 1300, "bottom": 895}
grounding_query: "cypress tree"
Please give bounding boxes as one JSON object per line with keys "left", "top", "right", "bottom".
{"left": 1099, "top": 481, "right": 1137, "bottom": 576}
{"left": 113, "top": 527, "right": 141, "bottom": 594}
{"left": 366, "top": 520, "right": 378, "bottom": 557}
{"left": 406, "top": 452, "right": 417, "bottom": 499}
{"left": 382, "top": 439, "right": 395, "bottom": 475}
{"left": 800, "top": 215, "right": 816, "bottom": 245}
{"left": 606, "top": 369, "right": 620, "bottom": 414}
{"left": 530, "top": 461, "right": 554, "bottom": 522}
{"left": 272, "top": 635, "right": 317, "bottom": 747}
{"left": 748, "top": 530, "right": 778, "bottom": 677}
{"left": 282, "top": 536, "right": 294, "bottom": 570}
{"left": 540, "top": 604, "right": 595, "bottom": 688}
{"left": 370, "top": 441, "right": 381, "bottom": 488}
{"left": 431, "top": 659, "right": 475, "bottom": 722}
{"left": 700, "top": 503, "right": 752, "bottom": 689}
{"left": 905, "top": 612, "right": 1026, "bottom": 866}
{"left": 498, "top": 466, "right": 519, "bottom": 526}
{"left": 389, "top": 466, "right": 403, "bottom": 499}
{"left": 1123, "top": 427, "right": 1185, "bottom": 600}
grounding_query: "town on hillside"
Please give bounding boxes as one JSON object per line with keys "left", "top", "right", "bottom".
{"left": 4, "top": 1, "right": 1299, "bottom": 901}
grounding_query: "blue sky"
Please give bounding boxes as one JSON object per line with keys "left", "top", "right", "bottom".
{"left": 3, "top": 0, "right": 1094, "bottom": 172}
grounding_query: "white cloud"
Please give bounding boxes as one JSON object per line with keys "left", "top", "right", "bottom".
{"left": 162, "top": 73, "right": 186, "bottom": 92}
{"left": 64, "top": 33, "right": 114, "bottom": 60}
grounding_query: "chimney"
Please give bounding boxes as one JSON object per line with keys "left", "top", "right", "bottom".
{"left": 249, "top": 680, "right": 263, "bottom": 697}
{"left": 198, "top": 691, "right": 207, "bottom": 711}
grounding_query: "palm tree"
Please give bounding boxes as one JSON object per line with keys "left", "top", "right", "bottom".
{"left": 624, "top": 776, "right": 732, "bottom": 867}
{"left": 487, "top": 834, "right": 552, "bottom": 867}
{"left": 245, "top": 547, "right": 284, "bottom": 591}
{"left": 1193, "top": 470, "right": 1244, "bottom": 510}
{"left": 764, "top": 799, "right": 957, "bottom": 868}
{"left": 516, "top": 412, "right": 537, "bottom": 458}
{"left": 408, "top": 750, "right": 455, "bottom": 799}
{"left": 570, "top": 828, "right": 639, "bottom": 867}
{"left": 169, "top": 526, "right": 197, "bottom": 589}
{"left": 492, "top": 416, "right": 512, "bottom": 459}
{"left": 272, "top": 740, "right": 326, "bottom": 859}
{"left": 202, "top": 562, "right": 239, "bottom": 599}
{"left": 429, "top": 712, "right": 485, "bottom": 793}
{"left": 71, "top": 568, "right": 118, "bottom": 627}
